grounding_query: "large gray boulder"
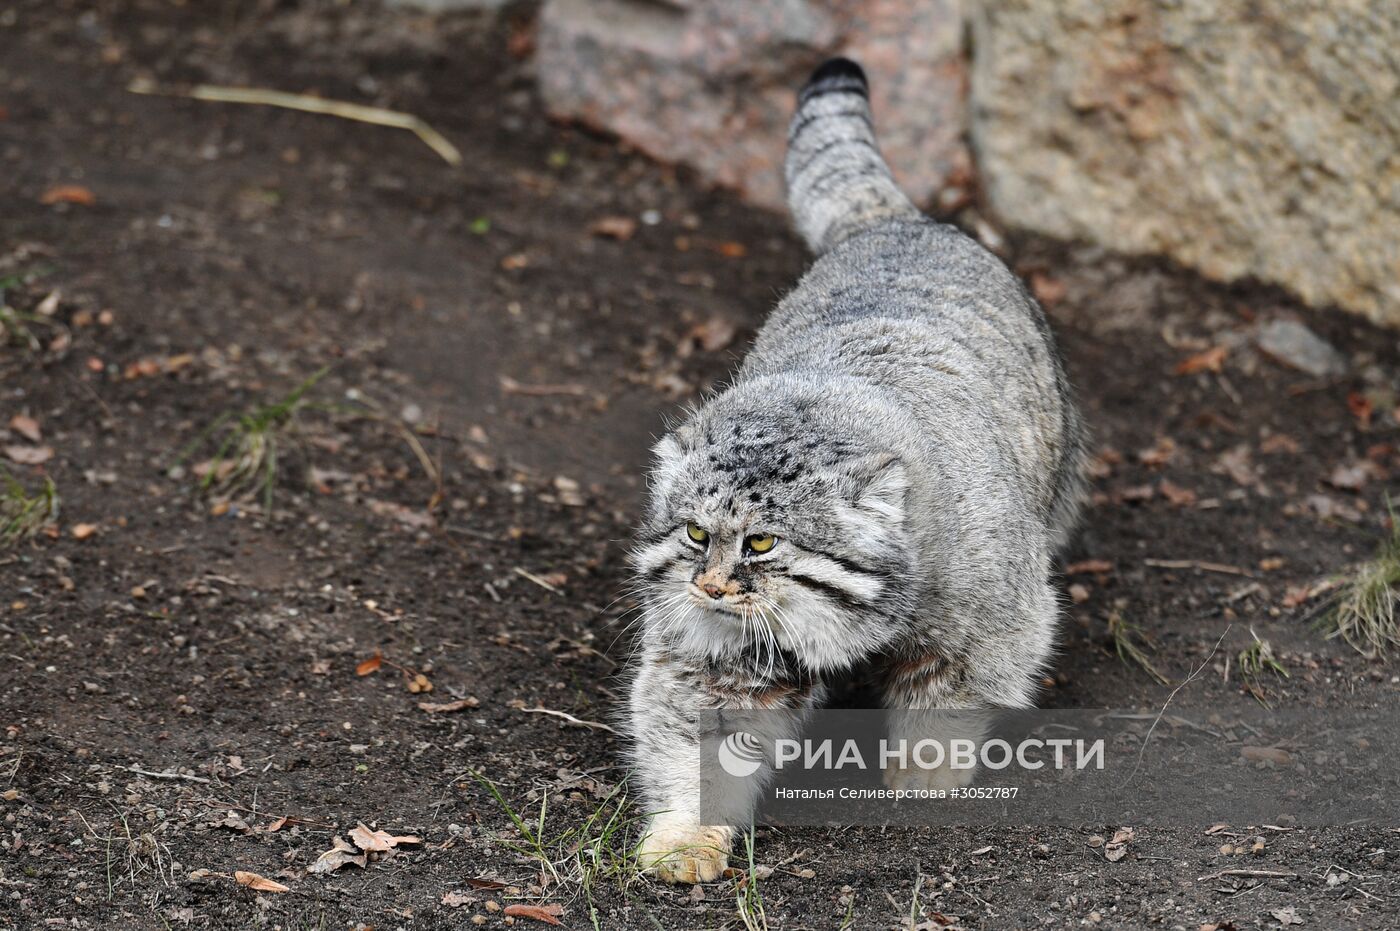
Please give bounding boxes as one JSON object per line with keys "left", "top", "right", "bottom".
{"left": 535, "top": 0, "right": 969, "bottom": 211}
{"left": 970, "top": 0, "right": 1400, "bottom": 326}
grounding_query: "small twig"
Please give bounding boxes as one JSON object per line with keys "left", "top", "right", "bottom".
{"left": 1144, "top": 558, "right": 1254, "bottom": 578}
{"left": 125, "top": 766, "right": 211, "bottom": 785}
{"left": 517, "top": 706, "right": 618, "bottom": 734}
{"left": 499, "top": 376, "right": 590, "bottom": 397}
{"left": 1195, "top": 868, "right": 1298, "bottom": 881}
{"left": 178, "top": 797, "right": 336, "bottom": 831}
{"left": 1118, "top": 625, "right": 1232, "bottom": 789}
{"left": 513, "top": 566, "right": 561, "bottom": 594}
{"left": 127, "top": 80, "right": 462, "bottom": 166}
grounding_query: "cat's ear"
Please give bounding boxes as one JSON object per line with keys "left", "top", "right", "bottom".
{"left": 648, "top": 425, "right": 694, "bottom": 504}
{"left": 852, "top": 454, "right": 907, "bottom": 523}
{"left": 651, "top": 422, "right": 695, "bottom": 473}
{"left": 652, "top": 434, "right": 685, "bottom": 472}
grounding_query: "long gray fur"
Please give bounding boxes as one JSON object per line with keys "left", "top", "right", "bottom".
{"left": 628, "top": 57, "right": 1087, "bottom": 883}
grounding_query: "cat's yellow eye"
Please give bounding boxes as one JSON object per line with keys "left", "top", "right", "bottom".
{"left": 686, "top": 522, "right": 709, "bottom": 544}
{"left": 745, "top": 533, "right": 777, "bottom": 554}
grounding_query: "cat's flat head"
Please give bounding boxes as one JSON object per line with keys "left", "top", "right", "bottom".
{"left": 631, "top": 390, "right": 916, "bottom": 671}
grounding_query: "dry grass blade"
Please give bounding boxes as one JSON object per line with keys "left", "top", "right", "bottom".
{"left": 1236, "top": 627, "right": 1289, "bottom": 707}
{"left": 1, "top": 466, "right": 59, "bottom": 545}
{"left": 1322, "top": 513, "right": 1400, "bottom": 659}
{"left": 1106, "top": 608, "right": 1169, "bottom": 685}
{"left": 127, "top": 79, "right": 461, "bottom": 166}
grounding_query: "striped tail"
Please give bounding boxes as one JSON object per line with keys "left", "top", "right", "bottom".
{"left": 785, "top": 58, "right": 919, "bottom": 255}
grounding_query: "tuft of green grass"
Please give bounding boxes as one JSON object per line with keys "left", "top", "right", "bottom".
{"left": 907, "top": 871, "right": 924, "bottom": 931}
{"left": 172, "top": 366, "right": 329, "bottom": 509}
{"left": 1, "top": 467, "right": 59, "bottom": 545}
{"left": 0, "top": 274, "right": 45, "bottom": 353}
{"left": 734, "top": 830, "right": 768, "bottom": 931}
{"left": 1236, "top": 627, "right": 1289, "bottom": 706}
{"left": 473, "top": 770, "right": 648, "bottom": 929}
{"left": 1322, "top": 515, "right": 1400, "bottom": 659}
{"left": 1106, "top": 605, "right": 1169, "bottom": 685}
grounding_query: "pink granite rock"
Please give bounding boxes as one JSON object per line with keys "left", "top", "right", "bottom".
{"left": 535, "top": 0, "right": 969, "bottom": 211}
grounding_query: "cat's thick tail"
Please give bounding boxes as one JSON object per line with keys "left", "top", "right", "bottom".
{"left": 785, "top": 57, "right": 919, "bottom": 256}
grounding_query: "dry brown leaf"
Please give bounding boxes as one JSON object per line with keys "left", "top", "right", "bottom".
{"left": 4, "top": 444, "right": 53, "bottom": 465}
{"left": 1175, "top": 345, "right": 1228, "bottom": 375}
{"left": 1213, "top": 445, "right": 1258, "bottom": 487}
{"left": 1137, "top": 436, "right": 1177, "bottom": 468}
{"left": 1259, "top": 433, "right": 1300, "bottom": 455}
{"left": 308, "top": 835, "right": 366, "bottom": 874}
{"left": 466, "top": 876, "right": 508, "bottom": 890}
{"left": 1241, "top": 745, "right": 1292, "bottom": 766}
{"left": 442, "top": 889, "right": 477, "bottom": 908}
{"left": 165, "top": 352, "right": 196, "bottom": 372}
{"left": 418, "top": 697, "right": 480, "bottom": 713}
{"left": 266, "top": 817, "right": 288, "bottom": 832}
{"left": 1029, "top": 272, "right": 1067, "bottom": 306}
{"left": 503, "top": 903, "right": 564, "bottom": 926}
{"left": 234, "top": 870, "right": 289, "bottom": 893}
{"left": 8, "top": 414, "right": 41, "bottom": 443}
{"left": 1282, "top": 584, "right": 1316, "bottom": 608}
{"left": 1158, "top": 479, "right": 1198, "bottom": 507}
{"left": 40, "top": 184, "right": 97, "bottom": 206}
{"left": 348, "top": 822, "right": 421, "bottom": 852}
{"left": 365, "top": 498, "right": 434, "bottom": 529}
{"left": 1118, "top": 483, "right": 1156, "bottom": 503}
{"left": 1347, "top": 391, "right": 1373, "bottom": 430}
{"left": 355, "top": 653, "right": 382, "bottom": 676}
{"left": 588, "top": 215, "right": 637, "bottom": 241}
{"left": 1104, "top": 826, "right": 1134, "bottom": 862}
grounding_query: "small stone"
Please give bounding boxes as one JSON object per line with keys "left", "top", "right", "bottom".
{"left": 1241, "top": 745, "right": 1292, "bottom": 766}
{"left": 1255, "top": 320, "right": 1347, "bottom": 377}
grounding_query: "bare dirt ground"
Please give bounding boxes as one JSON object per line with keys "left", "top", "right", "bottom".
{"left": 3, "top": 2, "right": 1399, "bottom": 929}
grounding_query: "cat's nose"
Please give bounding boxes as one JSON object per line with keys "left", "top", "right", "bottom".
{"left": 701, "top": 581, "right": 725, "bottom": 599}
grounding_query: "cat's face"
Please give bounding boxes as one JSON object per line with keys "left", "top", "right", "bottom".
{"left": 631, "top": 410, "right": 915, "bottom": 671}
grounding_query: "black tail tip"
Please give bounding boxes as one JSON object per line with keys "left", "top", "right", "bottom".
{"left": 801, "top": 57, "right": 868, "bottom": 101}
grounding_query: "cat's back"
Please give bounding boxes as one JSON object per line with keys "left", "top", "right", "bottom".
{"left": 748, "top": 218, "right": 1060, "bottom": 394}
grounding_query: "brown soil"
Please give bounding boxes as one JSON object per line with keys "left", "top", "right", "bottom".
{"left": 2, "top": 2, "right": 1398, "bottom": 929}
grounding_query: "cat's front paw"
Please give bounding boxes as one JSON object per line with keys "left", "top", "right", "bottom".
{"left": 638, "top": 817, "right": 732, "bottom": 884}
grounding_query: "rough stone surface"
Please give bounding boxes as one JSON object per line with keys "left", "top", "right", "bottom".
{"left": 385, "top": 0, "right": 507, "bottom": 10}
{"left": 1255, "top": 319, "right": 1348, "bottom": 378}
{"left": 535, "top": 0, "right": 969, "bottom": 210}
{"left": 970, "top": 0, "right": 1400, "bottom": 325}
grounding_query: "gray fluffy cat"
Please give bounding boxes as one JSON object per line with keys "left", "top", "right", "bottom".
{"left": 628, "top": 58, "right": 1086, "bottom": 883}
